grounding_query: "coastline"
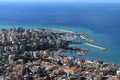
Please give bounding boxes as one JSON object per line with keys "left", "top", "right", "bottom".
{"left": 0, "top": 27, "right": 120, "bottom": 80}
{"left": 0, "top": 25, "right": 119, "bottom": 66}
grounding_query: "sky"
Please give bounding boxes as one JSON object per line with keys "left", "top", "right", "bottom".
{"left": 0, "top": 0, "right": 120, "bottom": 3}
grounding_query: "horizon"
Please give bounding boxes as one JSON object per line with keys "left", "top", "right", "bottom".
{"left": 0, "top": 0, "right": 120, "bottom": 3}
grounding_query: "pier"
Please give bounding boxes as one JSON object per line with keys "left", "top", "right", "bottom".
{"left": 78, "top": 33, "right": 94, "bottom": 42}
{"left": 69, "top": 41, "right": 106, "bottom": 51}
{"left": 83, "top": 42, "right": 106, "bottom": 51}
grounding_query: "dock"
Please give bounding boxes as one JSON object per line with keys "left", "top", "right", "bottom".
{"left": 83, "top": 42, "right": 106, "bottom": 51}
{"left": 78, "top": 33, "right": 94, "bottom": 42}
{"left": 69, "top": 41, "right": 106, "bottom": 51}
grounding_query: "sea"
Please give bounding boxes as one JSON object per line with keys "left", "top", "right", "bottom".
{"left": 0, "top": 2, "right": 120, "bottom": 66}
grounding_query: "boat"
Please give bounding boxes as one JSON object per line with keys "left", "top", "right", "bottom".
{"left": 77, "top": 49, "right": 88, "bottom": 56}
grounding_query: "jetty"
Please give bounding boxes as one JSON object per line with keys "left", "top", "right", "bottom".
{"left": 68, "top": 41, "right": 106, "bottom": 51}
{"left": 78, "top": 33, "right": 94, "bottom": 42}
{"left": 83, "top": 42, "right": 106, "bottom": 51}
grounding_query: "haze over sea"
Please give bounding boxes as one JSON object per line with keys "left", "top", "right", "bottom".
{"left": 0, "top": 2, "right": 120, "bottom": 66}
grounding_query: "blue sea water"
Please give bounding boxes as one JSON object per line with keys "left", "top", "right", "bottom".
{"left": 0, "top": 2, "right": 120, "bottom": 66}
